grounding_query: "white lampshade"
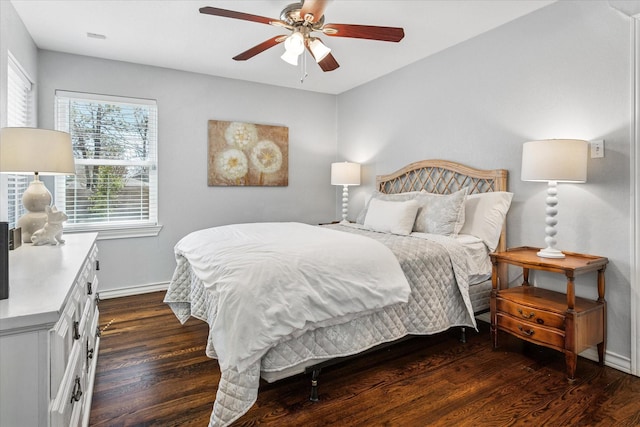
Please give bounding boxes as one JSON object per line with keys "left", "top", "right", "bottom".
{"left": 0, "top": 127, "right": 75, "bottom": 175}
{"left": 284, "top": 32, "right": 305, "bottom": 55}
{"left": 281, "top": 31, "right": 305, "bottom": 66}
{"left": 281, "top": 49, "right": 300, "bottom": 66}
{"left": 308, "top": 38, "right": 331, "bottom": 62}
{"left": 331, "top": 162, "right": 361, "bottom": 186}
{"left": 521, "top": 139, "right": 588, "bottom": 183}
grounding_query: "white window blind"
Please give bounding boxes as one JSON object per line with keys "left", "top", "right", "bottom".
{"left": 54, "top": 91, "right": 158, "bottom": 232}
{"left": 3, "top": 54, "right": 33, "bottom": 228}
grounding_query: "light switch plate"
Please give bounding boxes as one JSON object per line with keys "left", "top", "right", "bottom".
{"left": 590, "top": 140, "right": 604, "bottom": 158}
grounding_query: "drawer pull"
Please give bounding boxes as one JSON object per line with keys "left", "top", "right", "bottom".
{"left": 95, "top": 260, "right": 100, "bottom": 271}
{"left": 518, "top": 325, "right": 535, "bottom": 337}
{"left": 517, "top": 308, "right": 535, "bottom": 319}
{"left": 87, "top": 341, "right": 94, "bottom": 360}
{"left": 87, "top": 281, "right": 93, "bottom": 295}
{"left": 96, "top": 326, "right": 102, "bottom": 338}
{"left": 70, "top": 376, "right": 83, "bottom": 404}
{"left": 73, "top": 321, "right": 80, "bottom": 340}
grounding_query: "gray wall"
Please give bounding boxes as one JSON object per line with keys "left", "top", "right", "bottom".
{"left": 37, "top": 51, "right": 338, "bottom": 291}
{"left": 337, "top": 0, "right": 633, "bottom": 363}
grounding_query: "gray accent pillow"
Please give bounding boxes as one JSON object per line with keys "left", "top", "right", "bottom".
{"left": 412, "top": 188, "right": 468, "bottom": 236}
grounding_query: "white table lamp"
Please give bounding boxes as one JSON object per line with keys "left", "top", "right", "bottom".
{"left": 521, "top": 139, "right": 588, "bottom": 258}
{"left": 0, "top": 127, "right": 75, "bottom": 242}
{"left": 331, "top": 162, "right": 361, "bottom": 223}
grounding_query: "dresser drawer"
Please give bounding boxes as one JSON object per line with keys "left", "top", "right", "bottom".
{"left": 496, "top": 313, "right": 565, "bottom": 350}
{"left": 496, "top": 297, "right": 565, "bottom": 330}
{"left": 85, "top": 305, "right": 100, "bottom": 372}
{"left": 50, "top": 343, "right": 86, "bottom": 427}
{"left": 50, "top": 289, "right": 83, "bottom": 398}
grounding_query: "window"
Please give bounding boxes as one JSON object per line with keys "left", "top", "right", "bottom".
{"left": 54, "top": 91, "right": 160, "bottom": 238}
{"left": 2, "top": 53, "right": 33, "bottom": 228}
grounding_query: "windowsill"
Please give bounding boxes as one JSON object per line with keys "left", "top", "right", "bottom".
{"left": 64, "top": 224, "right": 163, "bottom": 240}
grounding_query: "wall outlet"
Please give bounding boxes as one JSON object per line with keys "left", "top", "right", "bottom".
{"left": 590, "top": 140, "right": 604, "bottom": 158}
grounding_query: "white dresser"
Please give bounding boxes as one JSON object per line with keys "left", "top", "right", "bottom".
{"left": 0, "top": 233, "right": 100, "bottom": 427}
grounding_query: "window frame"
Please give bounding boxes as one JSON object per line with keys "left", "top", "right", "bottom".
{"left": 1, "top": 52, "right": 34, "bottom": 229}
{"left": 54, "top": 90, "right": 161, "bottom": 239}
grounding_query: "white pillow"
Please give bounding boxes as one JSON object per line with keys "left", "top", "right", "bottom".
{"left": 412, "top": 188, "right": 468, "bottom": 236}
{"left": 364, "top": 198, "right": 420, "bottom": 235}
{"left": 356, "top": 191, "right": 422, "bottom": 224}
{"left": 459, "top": 192, "right": 513, "bottom": 252}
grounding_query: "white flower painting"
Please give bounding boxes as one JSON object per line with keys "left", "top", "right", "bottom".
{"left": 208, "top": 120, "right": 288, "bottom": 186}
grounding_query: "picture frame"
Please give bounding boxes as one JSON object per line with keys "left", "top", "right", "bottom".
{"left": 207, "top": 120, "right": 289, "bottom": 187}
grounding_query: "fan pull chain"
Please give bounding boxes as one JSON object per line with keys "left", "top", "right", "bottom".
{"left": 300, "top": 51, "right": 308, "bottom": 84}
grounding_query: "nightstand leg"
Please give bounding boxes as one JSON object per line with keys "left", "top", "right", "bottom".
{"left": 597, "top": 342, "right": 605, "bottom": 366}
{"left": 565, "top": 351, "right": 577, "bottom": 383}
{"left": 522, "top": 267, "right": 530, "bottom": 286}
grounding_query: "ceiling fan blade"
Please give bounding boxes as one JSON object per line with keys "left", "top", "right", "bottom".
{"left": 199, "top": 6, "right": 276, "bottom": 25}
{"left": 322, "top": 23, "right": 405, "bottom": 42}
{"left": 233, "top": 36, "right": 286, "bottom": 61}
{"left": 317, "top": 53, "right": 340, "bottom": 72}
{"left": 300, "top": 0, "right": 329, "bottom": 23}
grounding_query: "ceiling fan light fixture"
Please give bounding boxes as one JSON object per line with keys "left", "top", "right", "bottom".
{"left": 308, "top": 38, "right": 331, "bottom": 62}
{"left": 284, "top": 31, "right": 305, "bottom": 55}
{"left": 281, "top": 31, "right": 305, "bottom": 66}
{"left": 281, "top": 48, "right": 300, "bottom": 66}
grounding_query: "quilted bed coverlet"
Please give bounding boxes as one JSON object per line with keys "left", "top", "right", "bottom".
{"left": 164, "top": 222, "right": 476, "bottom": 426}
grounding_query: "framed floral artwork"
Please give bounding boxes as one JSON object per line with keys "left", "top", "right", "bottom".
{"left": 208, "top": 120, "right": 289, "bottom": 186}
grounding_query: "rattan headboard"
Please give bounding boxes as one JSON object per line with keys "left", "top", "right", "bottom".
{"left": 376, "top": 159, "right": 509, "bottom": 252}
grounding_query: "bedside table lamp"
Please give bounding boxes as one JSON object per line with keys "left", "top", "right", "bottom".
{"left": 331, "top": 162, "right": 361, "bottom": 223}
{"left": 0, "top": 127, "right": 75, "bottom": 243}
{"left": 521, "top": 139, "right": 588, "bottom": 259}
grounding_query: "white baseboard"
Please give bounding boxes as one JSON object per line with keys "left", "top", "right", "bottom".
{"left": 579, "top": 347, "right": 632, "bottom": 375}
{"left": 98, "top": 281, "right": 169, "bottom": 299}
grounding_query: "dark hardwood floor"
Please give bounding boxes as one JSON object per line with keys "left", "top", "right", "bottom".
{"left": 90, "top": 292, "right": 640, "bottom": 426}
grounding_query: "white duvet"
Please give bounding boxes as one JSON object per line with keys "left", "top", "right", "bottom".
{"left": 173, "top": 222, "right": 411, "bottom": 373}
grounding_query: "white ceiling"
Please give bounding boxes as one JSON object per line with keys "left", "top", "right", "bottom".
{"left": 10, "top": 0, "right": 555, "bottom": 95}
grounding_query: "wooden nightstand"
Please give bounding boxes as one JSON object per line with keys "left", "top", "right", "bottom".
{"left": 489, "top": 246, "right": 608, "bottom": 383}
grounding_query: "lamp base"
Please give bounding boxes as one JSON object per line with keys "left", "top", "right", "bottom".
{"left": 340, "top": 185, "right": 350, "bottom": 223}
{"left": 537, "top": 247, "right": 566, "bottom": 259}
{"left": 19, "top": 178, "right": 53, "bottom": 243}
{"left": 18, "top": 212, "right": 48, "bottom": 243}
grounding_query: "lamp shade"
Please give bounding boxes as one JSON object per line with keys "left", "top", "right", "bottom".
{"left": 331, "top": 162, "right": 361, "bottom": 186}
{"left": 0, "top": 127, "right": 75, "bottom": 175}
{"left": 521, "top": 139, "right": 588, "bottom": 183}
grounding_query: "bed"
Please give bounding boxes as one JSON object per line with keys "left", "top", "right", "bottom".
{"left": 164, "top": 159, "right": 510, "bottom": 427}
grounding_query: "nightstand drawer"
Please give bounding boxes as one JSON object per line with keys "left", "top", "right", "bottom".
{"left": 496, "top": 313, "right": 565, "bottom": 350}
{"left": 496, "top": 298, "right": 565, "bottom": 330}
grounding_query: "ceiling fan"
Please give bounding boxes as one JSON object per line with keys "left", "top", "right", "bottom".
{"left": 199, "top": 0, "right": 405, "bottom": 72}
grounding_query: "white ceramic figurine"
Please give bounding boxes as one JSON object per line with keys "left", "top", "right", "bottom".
{"left": 31, "top": 206, "right": 68, "bottom": 246}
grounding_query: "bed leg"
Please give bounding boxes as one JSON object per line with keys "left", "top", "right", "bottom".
{"left": 310, "top": 368, "right": 321, "bottom": 402}
{"left": 460, "top": 327, "right": 467, "bottom": 343}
